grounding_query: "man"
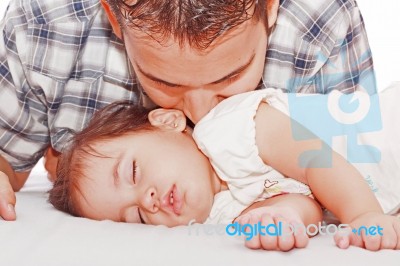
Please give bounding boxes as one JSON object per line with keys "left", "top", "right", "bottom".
{"left": 0, "top": 0, "right": 375, "bottom": 220}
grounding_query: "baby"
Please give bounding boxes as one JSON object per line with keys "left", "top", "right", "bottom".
{"left": 49, "top": 85, "right": 400, "bottom": 251}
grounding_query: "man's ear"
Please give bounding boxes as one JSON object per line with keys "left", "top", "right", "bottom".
{"left": 266, "top": 0, "right": 279, "bottom": 28}
{"left": 148, "top": 109, "right": 187, "bottom": 132}
{"left": 101, "top": 0, "right": 123, "bottom": 39}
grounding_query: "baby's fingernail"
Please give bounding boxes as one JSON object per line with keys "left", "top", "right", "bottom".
{"left": 7, "top": 204, "right": 15, "bottom": 213}
{"left": 339, "top": 238, "right": 346, "bottom": 249}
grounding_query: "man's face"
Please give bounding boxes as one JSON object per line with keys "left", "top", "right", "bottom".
{"left": 123, "top": 19, "right": 268, "bottom": 123}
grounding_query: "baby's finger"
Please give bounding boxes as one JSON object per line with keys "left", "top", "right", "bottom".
{"left": 293, "top": 221, "right": 309, "bottom": 248}
{"left": 361, "top": 228, "right": 381, "bottom": 251}
{"left": 334, "top": 227, "right": 355, "bottom": 249}
{"left": 275, "top": 216, "right": 295, "bottom": 252}
{"left": 394, "top": 219, "right": 400, "bottom": 250}
{"left": 348, "top": 228, "right": 366, "bottom": 249}
{"left": 242, "top": 214, "right": 261, "bottom": 250}
{"left": 259, "top": 213, "right": 278, "bottom": 250}
{"left": 379, "top": 223, "right": 397, "bottom": 249}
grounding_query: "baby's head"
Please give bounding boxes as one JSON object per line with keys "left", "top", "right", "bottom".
{"left": 49, "top": 102, "right": 221, "bottom": 227}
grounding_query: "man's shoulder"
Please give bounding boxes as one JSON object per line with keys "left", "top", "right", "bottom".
{"left": 277, "top": 0, "right": 359, "bottom": 40}
{"left": 279, "top": 0, "right": 358, "bottom": 17}
{"left": 12, "top": 0, "right": 101, "bottom": 24}
{"left": 3, "top": 0, "right": 117, "bottom": 83}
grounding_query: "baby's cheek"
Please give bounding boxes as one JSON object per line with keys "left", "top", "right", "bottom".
{"left": 193, "top": 192, "right": 214, "bottom": 223}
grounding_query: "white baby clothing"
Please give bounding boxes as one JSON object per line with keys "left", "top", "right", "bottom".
{"left": 193, "top": 83, "right": 400, "bottom": 224}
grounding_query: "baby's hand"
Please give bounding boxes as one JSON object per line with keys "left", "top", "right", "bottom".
{"left": 234, "top": 206, "right": 309, "bottom": 251}
{"left": 334, "top": 212, "right": 400, "bottom": 250}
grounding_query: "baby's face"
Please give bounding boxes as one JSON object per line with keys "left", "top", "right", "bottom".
{"left": 77, "top": 128, "right": 221, "bottom": 227}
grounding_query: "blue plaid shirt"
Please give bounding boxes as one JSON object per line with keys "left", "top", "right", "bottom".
{"left": 0, "top": 0, "right": 375, "bottom": 171}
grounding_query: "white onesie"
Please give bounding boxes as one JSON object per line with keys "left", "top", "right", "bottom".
{"left": 193, "top": 83, "right": 400, "bottom": 224}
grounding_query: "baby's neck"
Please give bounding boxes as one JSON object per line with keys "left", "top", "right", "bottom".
{"left": 211, "top": 171, "right": 228, "bottom": 195}
{"left": 219, "top": 180, "right": 228, "bottom": 192}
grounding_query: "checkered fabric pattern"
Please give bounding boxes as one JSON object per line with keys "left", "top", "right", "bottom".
{"left": 0, "top": 0, "right": 375, "bottom": 171}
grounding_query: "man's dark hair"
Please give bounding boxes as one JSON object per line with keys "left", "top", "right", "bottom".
{"left": 106, "top": 0, "right": 267, "bottom": 49}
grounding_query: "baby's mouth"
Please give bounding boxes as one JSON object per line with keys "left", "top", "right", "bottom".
{"left": 162, "top": 184, "right": 182, "bottom": 215}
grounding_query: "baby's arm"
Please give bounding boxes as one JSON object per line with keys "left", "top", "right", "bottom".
{"left": 235, "top": 193, "right": 322, "bottom": 251}
{"left": 254, "top": 102, "right": 400, "bottom": 250}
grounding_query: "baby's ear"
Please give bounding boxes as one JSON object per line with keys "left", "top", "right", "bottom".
{"left": 148, "top": 109, "right": 187, "bottom": 132}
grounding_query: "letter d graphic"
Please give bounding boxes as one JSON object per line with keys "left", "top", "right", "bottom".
{"left": 226, "top": 222, "right": 238, "bottom": 236}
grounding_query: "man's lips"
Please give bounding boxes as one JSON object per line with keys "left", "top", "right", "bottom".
{"left": 161, "top": 184, "right": 183, "bottom": 215}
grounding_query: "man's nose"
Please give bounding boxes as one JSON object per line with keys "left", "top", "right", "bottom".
{"left": 140, "top": 187, "right": 160, "bottom": 213}
{"left": 183, "top": 90, "right": 221, "bottom": 123}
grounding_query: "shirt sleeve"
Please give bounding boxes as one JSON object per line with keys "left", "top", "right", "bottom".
{"left": 1, "top": 0, "right": 141, "bottom": 172}
{"left": 0, "top": 1, "right": 49, "bottom": 172}
{"left": 265, "top": 0, "right": 376, "bottom": 94}
{"left": 310, "top": 0, "right": 377, "bottom": 94}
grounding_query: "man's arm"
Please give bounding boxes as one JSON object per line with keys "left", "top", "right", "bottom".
{"left": 264, "top": 0, "right": 375, "bottom": 93}
{"left": 0, "top": 155, "right": 30, "bottom": 220}
{"left": 0, "top": 1, "right": 51, "bottom": 220}
{"left": 43, "top": 147, "right": 60, "bottom": 182}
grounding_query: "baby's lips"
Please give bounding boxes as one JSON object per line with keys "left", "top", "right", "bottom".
{"left": 172, "top": 185, "right": 183, "bottom": 215}
{"left": 161, "top": 184, "right": 182, "bottom": 215}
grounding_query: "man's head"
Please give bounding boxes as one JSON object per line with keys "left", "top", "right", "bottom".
{"left": 102, "top": 0, "right": 279, "bottom": 123}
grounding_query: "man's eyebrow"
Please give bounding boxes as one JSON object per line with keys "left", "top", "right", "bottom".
{"left": 133, "top": 52, "right": 255, "bottom": 87}
{"left": 210, "top": 53, "right": 256, "bottom": 84}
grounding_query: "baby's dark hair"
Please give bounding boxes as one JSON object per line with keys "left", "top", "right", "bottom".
{"left": 105, "top": 0, "right": 268, "bottom": 50}
{"left": 48, "top": 101, "right": 153, "bottom": 217}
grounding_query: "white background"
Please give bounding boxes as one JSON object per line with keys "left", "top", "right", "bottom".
{"left": 0, "top": 0, "right": 399, "bottom": 89}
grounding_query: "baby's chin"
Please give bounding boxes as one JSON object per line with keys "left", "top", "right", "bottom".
{"left": 160, "top": 217, "right": 203, "bottom": 227}
{"left": 186, "top": 197, "right": 214, "bottom": 224}
{"left": 167, "top": 207, "right": 212, "bottom": 227}
{"left": 188, "top": 204, "right": 214, "bottom": 225}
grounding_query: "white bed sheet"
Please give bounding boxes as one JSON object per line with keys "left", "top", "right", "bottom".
{"left": 1, "top": 0, "right": 400, "bottom": 265}
{"left": 0, "top": 163, "right": 400, "bottom": 266}
{"left": 0, "top": 162, "right": 399, "bottom": 266}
